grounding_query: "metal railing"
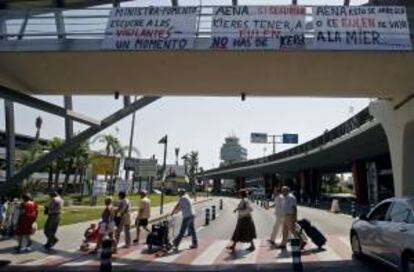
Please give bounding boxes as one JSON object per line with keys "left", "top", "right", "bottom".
{"left": 0, "top": 6, "right": 413, "bottom": 47}
{"left": 204, "top": 106, "right": 375, "bottom": 175}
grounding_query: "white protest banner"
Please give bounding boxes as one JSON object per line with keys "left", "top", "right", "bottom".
{"left": 211, "top": 6, "right": 306, "bottom": 50}
{"left": 102, "top": 6, "right": 199, "bottom": 50}
{"left": 310, "top": 6, "right": 412, "bottom": 50}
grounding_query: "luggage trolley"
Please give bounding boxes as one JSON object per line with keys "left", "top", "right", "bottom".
{"left": 146, "top": 215, "right": 176, "bottom": 252}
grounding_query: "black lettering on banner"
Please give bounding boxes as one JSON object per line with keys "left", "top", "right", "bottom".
{"left": 211, "top": 37, "right": 228, "bottom": 49}
{"left": 280, "top": 34, "right": 305, "bottom": 48}
{"left": 255, "top": 37, "right": 268, "bottom": 47}
{"left": 115, "top": 40, "right": 130, "bottom": 49}
{"left": 215, "top": 6, "right": 249, "bottom": 16}
{"left": 233, "top": 38, "right": 251, "bottom": 48}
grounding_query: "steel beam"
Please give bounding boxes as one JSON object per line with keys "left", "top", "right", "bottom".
{"left": 4, "top": 100, "right": 16, "bottom": 181}
{"left": 0, "top": 86, "right": 101, "bottom": 127}
{"left": 5, "top": 96, "right": 160, "bottom": 190}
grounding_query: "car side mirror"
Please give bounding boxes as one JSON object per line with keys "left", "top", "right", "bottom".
{"left": 359, "top": 214, "right": 368, "bottom": 221}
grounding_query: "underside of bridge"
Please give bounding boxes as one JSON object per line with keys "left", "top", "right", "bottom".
{"left": 0, "top": 50, "right": 413, "bottom": 98}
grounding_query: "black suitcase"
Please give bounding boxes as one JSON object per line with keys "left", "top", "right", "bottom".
{"left": 297, "top": 219, "right": 327, "bottom": 249}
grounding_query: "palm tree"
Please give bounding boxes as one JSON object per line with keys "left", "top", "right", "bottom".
{"left": 187, "top": 151, "right": 199, "bottom": 195}
{"left": 72, "top": 141, "right": 90, "bottom": 193}
{"left": 47, "top": 137, "right": 64, "bottom": 189}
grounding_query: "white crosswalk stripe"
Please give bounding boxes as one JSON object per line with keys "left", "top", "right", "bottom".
{"left": 19, "top": 235, "right": 354, "bottom": 268}
{"left": 192, "top": 240, "right": 228, "bottom": 265}
{"left": 233, "top": 239, "right": 261, "bottom": 264}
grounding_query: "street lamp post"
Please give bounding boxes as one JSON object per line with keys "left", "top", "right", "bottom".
{"left": 158, "top": 135, "right": 168, "bottom": 215}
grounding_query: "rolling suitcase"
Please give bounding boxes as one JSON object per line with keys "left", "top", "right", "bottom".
{"left": 297, "top": 219, "right": 327, "bottom": 249}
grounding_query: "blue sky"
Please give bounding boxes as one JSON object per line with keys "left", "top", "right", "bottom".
{"left": 0, "top": 0, "right": 371, "bottom": 169}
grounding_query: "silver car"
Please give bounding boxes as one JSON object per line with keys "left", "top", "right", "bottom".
{"left": 350, "top": 197, "right": 414, "bottom": 272}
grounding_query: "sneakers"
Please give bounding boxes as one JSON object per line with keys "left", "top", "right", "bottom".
{"left": 133, "top": 239, "right": 139, "bottom": 244}
{"left": 276, "top": 244, "right": 287, "bottom": 249}
{"left": 189, "top": 244, "right": 198, "bottom": 249}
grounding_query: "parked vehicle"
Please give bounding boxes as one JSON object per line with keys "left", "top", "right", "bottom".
{"left": 350, "top": 197, "right": 414, "bottom": 272}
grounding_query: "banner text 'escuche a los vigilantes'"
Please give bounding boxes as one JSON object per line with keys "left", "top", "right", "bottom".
{"left": 211, "top": 6, "right": 307, "bottom": 50}
{"left": 310, "top": 6, "right": 412, "bottom": 50}
{"left": 102, "top": 6, "right": 198, "bottom": 50}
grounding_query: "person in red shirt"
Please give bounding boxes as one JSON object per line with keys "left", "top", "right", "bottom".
{"left": 15, "top": 193, "right": 38, "bottom": 253}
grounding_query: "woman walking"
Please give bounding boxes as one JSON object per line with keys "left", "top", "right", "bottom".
{"left": 94, "top": 197, "right": 116, "bottom": 253}
{"left": 226, "top": 189, "right": 257, "bottom": 253}
{"left": 15, "top": 193, "right": 38, "bottom": 253}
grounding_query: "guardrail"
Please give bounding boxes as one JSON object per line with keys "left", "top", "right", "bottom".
{"left": 204, "top": 106, "right": 375, "bottom": 176}
{"left": 0, "top": 6, "right": 413, "bottom": 44}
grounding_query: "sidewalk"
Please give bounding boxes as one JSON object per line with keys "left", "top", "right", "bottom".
{"left": 0, "top": 196, "right": 210, "bottom": 265}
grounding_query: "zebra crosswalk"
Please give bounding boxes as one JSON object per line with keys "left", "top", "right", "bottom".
{"left": 19, "top": 234, "right": 353, "bottom": 270}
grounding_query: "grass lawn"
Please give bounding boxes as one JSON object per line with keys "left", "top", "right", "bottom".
{"left": 36, "top": 207, "right": 103, "bottom": 230}
{"left": 35, "top": 194, "right": 179, "bottom": 229}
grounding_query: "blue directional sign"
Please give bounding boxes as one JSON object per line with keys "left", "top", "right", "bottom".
{"left": 282, "top": 133, "right": 298, "bottom": 144}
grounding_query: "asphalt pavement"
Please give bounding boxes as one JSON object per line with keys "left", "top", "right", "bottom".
{"left": 0, "top": 197, "right": 387, "bottom": 272}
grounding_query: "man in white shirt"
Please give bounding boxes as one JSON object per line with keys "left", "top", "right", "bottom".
{"left": 277, "top": 186, "right": 298, "bottom": 249}
{"left": 171, "top": 189, "right": 197, "bottom": 251}
{"left": 133, "top": 190, "right": 151, "bottom": 244}
{"left": 268, "top": 187, "right": 283, "bottom": 245}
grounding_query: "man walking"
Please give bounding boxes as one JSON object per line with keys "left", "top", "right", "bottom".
{"left": 115, "top": 192, "right": 131, "bottom": 248}
{"left": 277, "top": 186, "right": 299, "bottom": 249}
{"left": 171, "top": 189, "right": 198, "bottom": 252}
{"left": 44, "top": 190, "right": 64, "bottom": 249}
{"left": 133, "top": 190, "right": 151, "bottom": 244}
{"left": 268, "top": 187, "right": 283, "bottom": 245}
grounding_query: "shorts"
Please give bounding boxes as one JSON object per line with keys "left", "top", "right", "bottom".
{"left": 135, "top": 218, "right": 148, "bottom": 227}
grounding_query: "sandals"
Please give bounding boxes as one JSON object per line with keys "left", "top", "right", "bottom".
{"left": 225, "top": 246, "right": 235, "bottom": 253}
{"left": 247, "top": 246, "right": 256, "bottom": 252}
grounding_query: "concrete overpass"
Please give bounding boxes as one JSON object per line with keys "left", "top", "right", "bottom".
{"left": 203, "top": 107, "right": 392, "bottom": 203}
{"left": 0, "top": 1, "right": 413, "bottom": 198}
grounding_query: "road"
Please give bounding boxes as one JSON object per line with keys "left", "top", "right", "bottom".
{"left": 0, "top": 197, "right": 386, "bottom": 272}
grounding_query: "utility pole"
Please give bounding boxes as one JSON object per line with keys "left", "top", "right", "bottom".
{"left": 158, "top": 135, "right": 168, "bottom": 215}
{"left": 125, "top": 96, "right": 137, "bottom": 181}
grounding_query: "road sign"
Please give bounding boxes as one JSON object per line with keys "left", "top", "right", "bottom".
{"left": 282, "top": 134, "right": 298, "bottom": 144}
{"left": 136, "top": 159, "right": 158, "bottom": 177}
{"left": 251, "top": 133, "right": 268, "bottom": 143}
{"left": 124, "top": 157, "right": 139, "bottom": 171}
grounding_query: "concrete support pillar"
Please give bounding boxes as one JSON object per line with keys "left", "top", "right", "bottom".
{"left": 263, "top": 174, "right": 272, "bottom": 198}
{"left": 4, "top": 100, "right": 15, "bottom": 181}
{"left": 213, "top": 179, "right": 221, "bottom": 194}
{"left": 235, "top": 177, "right": 246, "bottom": 192}
{"left": 352, "top": 160, "right": 368, "bottom": 204}
{"left": 370, "top": 99, "right": 414, "bottom": 197}
{"left": 310, "top": 169, "right": 321, "bottom": 200}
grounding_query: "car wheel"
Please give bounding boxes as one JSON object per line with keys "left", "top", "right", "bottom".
{"left": 351, "top": 232, "right": 363, "bottom": 259}
{"left": 401, "top": 252, "right": 414, "bottom": 272}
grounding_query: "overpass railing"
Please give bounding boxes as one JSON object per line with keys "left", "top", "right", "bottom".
{"left": 0, "top": 6, "right": 413, "bottom": 50}
{"left": 205, "top": 107, "right": 375, "bottom": 175}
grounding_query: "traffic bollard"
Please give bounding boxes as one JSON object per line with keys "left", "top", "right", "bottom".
{"left": 220, "top": 199, "right": 223, "bottom": 210}
{"left": 100, "top": 238, "right": 112, "bottom": 272}
{"left": 290, "top": 238, "right": 303, "bottom": 272}
{"left": 212, "top": 205, "right": 216, "bottom": 220}
{"left": 205, "top": 208, "right": 210, "bottom": 226}
{"left": 351, "top": 201, "right": 356, "bottom": 218}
